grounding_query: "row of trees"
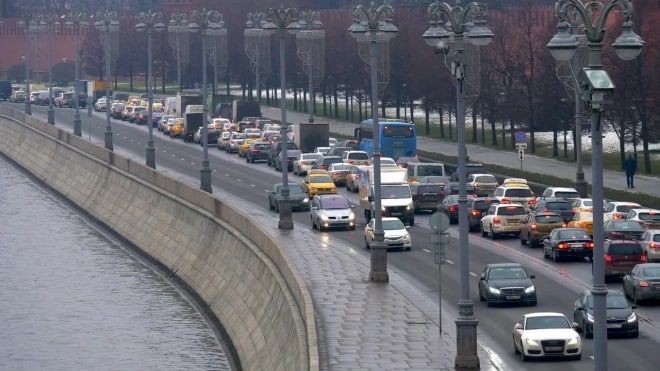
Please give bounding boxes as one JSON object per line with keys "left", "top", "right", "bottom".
{"left": 8, "top": 0, "right": 658, "bottom": 173}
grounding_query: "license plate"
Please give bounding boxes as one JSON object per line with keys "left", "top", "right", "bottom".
{"left": 391, "top": 212, "right": 402, "bottom": 216}
{"left": 569, "top": 243, "right": 584, "bottom": 248}
{"left": 545, "top": 346, "right": 562, "bottom": 351}
{"left": 506, "top": 295, "right": 521, "bottom": 300}
{"left": 607, "top": 323, "right": 622, "bottom": 329}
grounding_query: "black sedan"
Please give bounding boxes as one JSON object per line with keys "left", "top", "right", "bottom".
{"left": 438, "top": 194, "right": 459, "bottom": 224}
{"left": 573, "top": 289, "right": 638, "bottom": 338}
{"left": 478, "top": 262, "right": 537, "bottom": 307}
{"left": 466, "top": 197, "right": 499, "bottom": 232}
{"left": 542, "top": 227, "right": 593, "bottom": 262}
{"left": 268, "top": 182, "right": 310, "bottom": 212}
{"left": 603, "top": 220, "right": 645, "bottom": 240}
{"left": 274, "top": 150, "right": 302, "bottom": 172}
{"left": 623, "top": 263, "right": 660, "bottom": 304}
{"left": 246, "top": 142, "right": 271, "bottom": 163}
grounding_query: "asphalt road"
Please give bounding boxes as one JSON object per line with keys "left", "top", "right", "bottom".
{"left": 11, "top": 103, "right": 660, "bottom": 370}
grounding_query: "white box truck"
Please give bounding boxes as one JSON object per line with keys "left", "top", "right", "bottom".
{"left": 358, "top": 167, "right": 415, "bottom": 226}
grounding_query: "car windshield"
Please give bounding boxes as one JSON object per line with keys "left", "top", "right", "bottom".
{"left": 381, "top": 185, "right": 411, "bottom": 199}
{"left": 499, "top": 206, "right": 525, "bottom": 216}
{"left": 311, "top": 175, "right": 333, "bottom": 183}
{"left": 348, "top": 152, "right": 369, "bottom": 160}
{"left": 504, "top": 188, "right": 533, "bottom": 197}
{"left": 616, "top": 205, "right": 641, "bottom": 213}
{"left": 587, "top": 294, "right": 629, "bottom": 309}
{"left": 610, "top": 221, "right": 644, "bottom": 231}
{"left": 525, "top": 316, "right": 570, "bottom": 330}
{"left": 320, "top": 197, "right": 349, "bottom": 209}
{"left": 382, "top": 219, "right": 405, "bottom": 230}
{"left": 288, "top": 185, "right": 304, "bottom": 194}
{"left": 488, "top": 267, "right": 528, "bottom": 280}
{"left": 558, "top": 230, "right": 591, "bottom": 240}
{"left": 643, "top": 267, "right": 660, "bottom": 277}
{"left": 639, "top": 212, "right": 660, "bottom": 221}
{"left": 555, "top": 191, "right": 580, "bottom": 199}
{"left": 535, "top": 215, "right": 562, "bottom": 223}
{"left": 577, "top": 199, "right": 593, "bottom": 207}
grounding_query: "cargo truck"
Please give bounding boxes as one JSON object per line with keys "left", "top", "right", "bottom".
{"left": 358, "top": 167, "right": 415, "bottom": 226}
{"left": 230, "top": 100, "right": 261, "bottom": 123}
{"left": 175, "top": 93, "right": 203, "bottom": 118}
{"left": 294, "top": 122, "right": 330, "bottom": 153}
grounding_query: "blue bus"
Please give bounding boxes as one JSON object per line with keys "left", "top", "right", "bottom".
{"left": 354, "top": 119, "right": 417, "bottom": 161}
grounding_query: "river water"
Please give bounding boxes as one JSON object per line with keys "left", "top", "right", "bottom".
{"left": 0, "top": 156, "right": 233, "bottom": 371}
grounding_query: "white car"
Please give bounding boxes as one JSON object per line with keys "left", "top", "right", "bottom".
{"left": 310, "top": 194, "right": 355, "bottom": 231}
{"left": 480, "top": 203, "right": 527, "bottom": 239}
{"left": 369, "top": 157, "right": 398, "bottom": 167}
{"left": 603, "top": 201, "right": 642, "bottom": 221}
{"left": 640, "top": 229, "right": 660, "bottom": 262}
{"left": 625, "top": 208, "right": 660, "bottom": 230}
{"left": 313, "top": 146, "right": 331, "bottom": 155}
{"left": 94, "top": 97, "right": 108, "bottom": 111}
{"left": 293, "top": 153, "right": 324, "bottom": 176}
{"left": 364, "top": 217, "right": 412, "bottom": 251}
{"left": 512, "top": 312, "right": 581, "bottom": 361}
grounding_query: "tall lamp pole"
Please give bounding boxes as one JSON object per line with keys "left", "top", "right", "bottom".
{"left": 348, "top": 3, "right": 398, "bottom": 282}
{"left": 263, "top": 5, "right": 302, "bottom": 230}
{"left": 168, "top": 13, "right": 188, "bottom": 94}
{"left": 64, "top": 12, "right": 87, "bottom": 137}
{"left": 36, "top": 14, "right": 60, "bottom": 125}
{"left": 423, "top": 1, "right": 493, "bottom": 368}
{"left": 19, "top": 16, "right": 37, "bottom": 116}
{"left": 297, "top": 10, "right": 325, "bottom": 124}
{"left": 136, "top": 11, "right": 165, "bottom": 169}
{"left": 189, "top": 9, "right": 223, "bottom": 194}
{"left": 95, "top": 10, "right": 119, "bottom": 151}
{"left": 245, "top": 12, "right": 268, "bottom": 103}
{"left": 548, "top": 1, "right": 644, "bottom": 370}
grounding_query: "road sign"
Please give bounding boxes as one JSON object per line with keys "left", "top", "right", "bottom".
{"left": 515, "top": 131, "right": 528, "bottom": 144}
{"left": 518, "top": 149, "right": 525, "bottom": 161}
{"left": 515, "top": 143, "right": 527, "bottom": 150}
{"left": 430, "top": 212, "right": 450, "bottom": 232}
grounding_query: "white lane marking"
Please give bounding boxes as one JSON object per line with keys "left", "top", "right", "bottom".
{"left": 237, "top": 179, "right": 242, "bottom": 182}
{"left": 469, "top": 272, "right": 478, "bottom": 277}
{"left": 589, "top": 356, "right": 594, "bottom": 360}
{"left": 422, "top": 249, "right": 431, "bottom": 253}
{"left": 250, "top": 184, "right": 256, "bottom": 187}
{"left": 445, "top": 259, "right": 455, "bottom": 264}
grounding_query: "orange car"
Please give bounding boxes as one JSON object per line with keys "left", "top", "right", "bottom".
{"left": 567, "top": 211, "right": 594, "bottom": 236}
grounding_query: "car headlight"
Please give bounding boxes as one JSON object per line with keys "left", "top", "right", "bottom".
{"left": 524, "top": 285, "right": 535, "bottom": 294}
{"left": 382, "top": 205, "right": 387, "bottom": 211}
{"left": 586, "top": 313, "right": 594, "bottom": 323}
{"left": 348, "top": 211, "right": 355, "bottom": 220}
{"left": 488, "top": 287, "right": 501, "bottom": 295}
{"left": 627, "top": 312, "right": 637, "bottom": 323}
{"left": 567, "top": 336, "right": 580, "bottom": 346}
{"left": 403, "top": 233, "right": 411, "bottom": 241}
{"left": 302, "top": 197, "right": 309, "bottom": 203}
{"left": 524, "top": 338, "right": 539, "bottom": 346}
{"left": 320, "top": 215, "right": 329, "bottom": 221}
{"left": 406, "top": 203, "right": 413, "bottom": 210}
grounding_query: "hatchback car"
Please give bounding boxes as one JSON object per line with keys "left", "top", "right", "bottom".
{"left": 625, "top": 208, "right": 660, "bottom": 230}
{"left": 600, "top": 239, "right": 646, "bottom": 282}
{"left": 364, "top": 217, "right": 412, "bottom": 251}
{"left": 410, "top": 183, "right": 445, "bottom": 213}
{"left": 640, "top": 229, "right": 660, "bottom": 262}
{"left": 227, "top": 132, "right": 246, "bottom": 154}
{"left": 604, "top": 201, "right": 642, "bottom": 221}
{"left": 492, "top": 183, "right": 536, "bottom": 211}
{"left": 542, "top": 227, "right": 593, "bottom": 262}
{"left": 478, "top": 263, "right": 537, "bottom": 307}
{"left": 573, "top": 289, "right": 638, "bottom": 338}
{"left": 246, "top": 142, "right": 271, "bottom": 163}
{"left": 533, "top": 197, "right": 574, "bottom": 223}
{"left": 466, "top": 197, "right": 499, "bottom": 232}
{"left": 480, "top": 204, "right": 527, "bottom": 239}
{"left": 519, "top": 212, "right": 564, "bottom": 247}
{"left": 293, "top": 153, "right": 324, "bottom": 175}
{"left": 512, "top": 312, "right": 581, "bottom": 361}
{"left": 466, "top": 173, "right": 498, "bottom": 196}
{"left": 268, "top": 183, "right": 310, "bottom": 212}
{"left": 541, "top": 186, "right": 580, "bottom": 200}
{"left": 341, "top": 150, "right": 370, "bottom": 166}
{"left": 310, "top": 194, "right": 355, "bottom": 231}
{"left": 623, "top": 263, "right": 660, "bottom": 304}
{"left": 603, "top": 219, "right": 645, "bottom": 240}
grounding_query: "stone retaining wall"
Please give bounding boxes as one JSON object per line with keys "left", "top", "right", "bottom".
{"left": 0, "top": 107, "right": 318, "bottom": 371}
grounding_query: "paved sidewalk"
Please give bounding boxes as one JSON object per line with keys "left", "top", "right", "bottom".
{"left": 262, "top": 106, "right": 660, "bottom": 200}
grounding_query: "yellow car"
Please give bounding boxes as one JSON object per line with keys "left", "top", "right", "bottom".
{"left": 169, "top": 120, "right": 184, "bottom": 138}
{"left": 303, "top": 170, "right": 338, "bottom": 197}
{"left": 567, "top": 211, "right": 594, "bottom": 236}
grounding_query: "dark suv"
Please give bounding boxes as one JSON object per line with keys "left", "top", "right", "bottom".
{"left": 466, "top": 197, "right": 499, "bottom": 231}
{"left": 410, "top": 183, "right": 445, "bottom": 213}
{"left": 246, "top": 141, "right": 271, "bottom": 163}
{"left": 267, "top": 141, "right": 298, "bottom": 166}
{"left": 533, "top": 197, "right": 574, "bottom": 223}
{"left": 600, "top": 240, "right": 646, "bottom": 282}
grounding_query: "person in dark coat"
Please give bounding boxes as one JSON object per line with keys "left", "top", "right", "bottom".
{"left": 624, "top": 154, "right": 637, "bottom": 188}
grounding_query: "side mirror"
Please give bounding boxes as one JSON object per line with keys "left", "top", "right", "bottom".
{"left": 575, "top": 304, "right": 584, "bottom": 310}
{"left": 571, "top": 322, "right": 579, "bottom": 329}
{"left": 514, "top": 323, "right": 523, "bottom": 330}
{"left": 479, "top": 273, "right": 486, "bottom": 280}
{"left": 368, "top": 196, "right": 374, "bottom": 202}
{"left": 631, "top": 305, "right": 637, "bottom": 309}
{"left": 530, "top": 275, "right": 536, "bottom": 279}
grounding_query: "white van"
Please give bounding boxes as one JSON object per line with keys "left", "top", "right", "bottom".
{"left": 406, "top": 162, "right": 446, "bottom": 183}
{"left": 164, "top": 96, "right": 177, "bottom": 116}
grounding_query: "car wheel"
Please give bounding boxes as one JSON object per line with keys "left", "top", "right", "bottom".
{"left": 275, "top": 203, "right": 280, "bottom": 213}
{"left": 519, "top": 342, "right": 528, "bottom": 362}
{"left": 543, "top": 246, "right": 549, "bottom": 259}
{"left": 489, "top": 225, "right": 496, "bottom": 239}
{"left": 364, "top": 237, "right": 370, "bottom": 249}
{"left": 584, "top": 321, "right": 593, "bottom": 339}
{"left": 573, "top": 353, "right": 582, "bottom": 361}
{"left": 481, "top": 224, "right": 487, "bottom": 237}
{"left": 630, "top": 328, "right": 639, "bottom": 338}
{"left": 632, "top": 288, "right": 639, "bottom": 305}
{"left": 529, "top": 300, "right": 537, "bottom": 307}
{"left": 311, "top": 216, "right": 316, "bottom": 230}
{"left": 520, "top": 232, "right": 527, "bottom": 245}
{"left": 513, "top": 336, "right": 520, "bottom": 354}
{"left": 552, "top": 248, "right": 560, "bottom": 263}
{"left": 409, "top": 218, "right": 415, "bottom": 227}
{"left": 479, "top": 290, "right": 485, "bottom": 302}
{"left": 405, "top": 246, "right": 411, "bottom": 251}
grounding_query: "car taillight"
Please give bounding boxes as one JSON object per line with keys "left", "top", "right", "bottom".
{"left": 544, "top": 208, "right": 549, "bottom": 212}
{"left": 570, "top": 210, "right": 576, "bottom": 216}
{"left": 301, "top": 161, "right": 309, "bottom": 165}
{"left": 449, "top": 205, "right": 458, "bottom": 212}
{"left": 640, "top": 281, "right": 649, "bottom": 287}
{"left": 347, "top": 160, "right": 354, "bottom": 164}
{"left": 586, "top": 242, "right": 594, "bottom": 249}
{"left": 501, "top": 199, "right": 510, "bottom": 204}
{"left": 251, "top": 149, "right": 259, "bottom": 153}
{"left": 605, "top": 255, "right": 612, "bottom": 263}
{"left": 579, "top": 222, "right": 586, "bottom": 228}
{"left": 493, "top": 217, "right": 501, "bottom": 224}
{"left": 612, "top": 214, "right": 622, "bottom": 219}
{"left": 641, "top": 255, "right": 647, "bottom": 262}
{"left": 638, "top": 221, "right": 646, "bottom": 227}
{"left": 650, "top": 242, "right": 658, "bottom": 249}
{"left": 530, "top": 224, "right": 537, "bottom": 230}
{"left": 471, "top": 210, "right": 480, "bottom": 216}
{"left": 558, "top": 242, "right": 568, "bottom": 249}
{"left": 528, "top": 199, "right": 536, "bottom": 206}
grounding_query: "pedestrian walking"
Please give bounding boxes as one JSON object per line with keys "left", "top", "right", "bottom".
{"left": 624, "top": 153, "right": 637, "bottom": 188}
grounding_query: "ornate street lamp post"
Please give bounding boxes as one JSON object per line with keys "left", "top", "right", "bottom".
{"left": 168, "top": 13, "right": 189, "bottom": 94}
{"left": 188, "top": 9, "right": 224, "bottom": 194}
{"left": 18, "top": 15, "right": 38, "bottom": 116}
{"left": 33, "top": 14, "right": 60, "bottom": 125}
{"left": 263, "top": 5, "right": 302, "bottom": 230}
{"left": 548, "top": 1, "right": 644, "bottom": 370}
{"left": 348, "top": 3, "right": 398, "bottom": 282}
{"left": 94, "top": 10, "right": 119, "bottom": 151}
{"left": 64, "top": 12, "right": 87, "bottom": 137}
{"left": 136, "top": 11, "right": 166, "bottom": 169}
{"left": 296, "top": 10, "right": 325, "bottom": 124}
{"left": 423, "top": 1, "right": 493, "bottom": 368}
{"left": 245, "top": 12, "right": 270, "bottom": 103}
